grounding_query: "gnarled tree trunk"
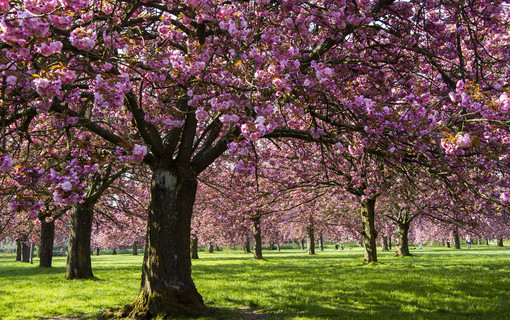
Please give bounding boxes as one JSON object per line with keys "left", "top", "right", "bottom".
{"left": 66, "top": 203, "right": 94, "bottom": 279}
{"left": 39, "top": 218, "right": 55, "bottom": 268}
{"left": 253, "top": 213, "right": 263, "bottom": 260}
{"left": 361, "top": 198, "right": 377, "bottom": 263}
{"left": 307, "top": 226, "right": 315, "bottom": 255}
{"left": 119, "top": 168, "right": 208, "bottom": 319}
{"left": 395, "top": 222, "right": 411, "bottom": 256}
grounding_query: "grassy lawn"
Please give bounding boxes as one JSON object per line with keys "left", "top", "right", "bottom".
{"left": 1, "top": 245, "right": 509, "bottom": 320}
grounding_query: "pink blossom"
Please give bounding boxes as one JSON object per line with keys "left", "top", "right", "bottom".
{"left": 32, "top": 77, "right": 62, "bottom": 98}
{"left": 500, "top": 192, "right": 510, "bottom": 205}
{"left": 24, "top": 0, "right": 57, "bottom": 14}
{"left": 0, "top": 156, "right": 13, "bottom": 172}
{"left": 455, "top": 133, "right": 471, "bottom": 149}
{"left": 60, "top": 180, "right": 73, "bottom": 192}
{"left": 70, "top": 27, "right": 97, "bottom": 50}
{"left": 0, "top": 0, "right": 9, "bottom": 12}
{"left": 132, "top": 145, "right": 148, "bottom": 163}
{"left": 36, "top": 41, "right": 63, "bottom": 56}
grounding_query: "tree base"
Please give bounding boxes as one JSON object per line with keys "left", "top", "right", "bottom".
{"left": 103, "top": 289, "right": 211, "bottom": 319}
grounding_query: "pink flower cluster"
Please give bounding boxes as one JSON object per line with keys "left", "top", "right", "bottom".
{"left": 32, "top": 77, "right": 62, "bottom": 98}
{"left": 0, "top": 156, "right": 13, "bottom": 172}
{"left": 36, "top": 41, "right": 62, "bottom": 56}
{"left": 117, "top": 145, "right": 148, "bottom": 164}
{"left": 70, "top": 27, "right": 97, "bottom": 50}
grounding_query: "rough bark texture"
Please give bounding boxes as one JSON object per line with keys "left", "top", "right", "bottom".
{"left": 395, "top": 222, "right": 411, "bottom": 256}
{"left": 120, "top": 169, "right": 208, "bottom": 319}
{"left": 16, "top": 239, "right": 22, "bottom": 261}
{"left": 307, "top": 226, "right": 315, "bottom": 255}
{"left": 361, "top": 199, "right": 378, "bottom": 263}
{"left": 253, "top": 214, "right": 263, "bottom": 260}
{"left": 453, "top": 229, "right": 461, "bottom": 249}
{"left": 39, "top": 218, "right": 55, "bottom": 268}
{"left": 133, "top": 241, "right": 138, "bottom": 255}
{"left": 190, "top": 236, "right": 199, "bottom": 259}
{"left": 381, "top": 236, "right": 389, "bottom": 251}
{"left": 497, "top": 238, "right": 504, "bottom": 247}
{"left": 66, "top": 204, "right": 94, "bottom": 279}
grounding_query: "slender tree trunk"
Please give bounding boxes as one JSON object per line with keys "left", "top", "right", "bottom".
{"left": 300, "top": 238, "right": 305, "bottom": 250}
{"left": 361, "top": 199, "right": 378, "bottom": 263}
{"left": 39, "top": 218, "right": 55, "bottom": 268}
{"left": 381, "top": 236, "right": 389, "bottom": 251}
{"left": 190, "top": 236, "right": 199, "bottom": 259}
{"left": 243, "top": 234, "right": 251, "bottom": 253}
{"left": 119, "top": 168, "right": 208, "bottom": 319}
{"left": 66, "top": 203, "right": 94, "bottom": 279}
{"left": 133, "top": 241, "right": 138, "bottom": 255}
{"left": 388, "top": 234, "right": 392, "bottom": 250}
{"left": 444, "top": 240, "right": 450, "bottom": 248}
{"left": 96, "top": 248, "right": 100, "bottom": 255}
{"left": 215, "top": 245, "right": 219, "bottom": 251}
{"left": 497, "top": 238, "right": 504, "bottom": 247}
{"left": 208, "top": 243, "right": 214, "bottom": 253}
{"left": 16, "top": 239, "right": 22, "bottom": 261}
{"left": 307, "top": 226, "right": 315, "bottom": 255}
{"left": 485, "top": 238, "right": 489, "bottom": 245}
{"left": 253, "top": 214, "right": 263, "bottom": 260}
{"left": 22, "top": 242, "right": 31, "bottom": 263}
{"left": 453, "top": 229, "right": 461, "bottom": 249}
{"left": 269, "top": 242, "right": 275, "bottom": 250}
{"left": 478, "top": 239, "right": 482, "bottom": 245}
{"left": 395, "top": 222, "right": 411, "bottom": 256}
{"left": 277, "top": 243, "right": 281, "bottom": 251}
{"left": 112, "top": 248, "right": 117, "bottom": 255}
{"left": 319, "top": 233, "right": 324, "bottom": 251}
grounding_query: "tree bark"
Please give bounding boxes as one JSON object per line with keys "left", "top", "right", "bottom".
{"left": 22, "top": 242, "right": 31, "bottom": 263}
{"left": 277, "top": 243, "right": 281, "bottom": 251}
{"left": 497, "top": 238, "right": 504, "bottom": 247}
{"left": 243, "top": 234, "right": 251, "bottom": 253}
{"left": 39, "top": 218, "right": 55, "bottom": 268}
{"left": 485, "top": 238, "right": 489, "bottom": 245}
{"left": 96, "top": 248, "right": 100, "bottom": 255}
{"left": 319, "top": 233, "right": 324, "bottom": 251}
{"left": 208, "top": 243, "right": 214, "bottom": 253}
{"left": 361, "top": 198, "right": 378, "bottom": 263}
{"left": 388, "top": 234, "right": 392, "bottom": 250}
{"left": 133, "top": 241, "right": 138, "bottom": 255}
{"left": 253, "top": 214, "right": 263, "bottom": 259}
{"left": 395, "top": 222, "right": 411, "bottom": 256}
{"left": 112, "top": 248, "right": 117, "bottom": 255}
{"left": 307, "top": 226, "right": 315, "bottom": 255}
{"left": 381, "top": 236, "right": 389, "bottom": 251}
{"left": 119, "top": 168, "right": 208, "bottom": 319}
{"left": 444, "top": 240, "right": 450, "bottom": 248}
{"left": 66, "top": 203, "right": 94, "bottom": 279}
{"left": 453, "top": 229, "right": 461, "bottom": 249}
{"left": 190, "top": 236, "right": 199, "bottom": 259}
{"left": 16, "top": 239, "right": 22, "bottom": 261}
{"left": 300, "top": 238, "right": 305, "bottom": 250}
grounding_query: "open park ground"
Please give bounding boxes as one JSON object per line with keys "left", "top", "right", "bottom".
{"left": 1, "top": 245, "right": 509, "bottom": 320}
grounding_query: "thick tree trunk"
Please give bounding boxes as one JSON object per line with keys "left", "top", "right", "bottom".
{"left": 39, "top": 218, "right": 55, "bottom": 268}
{"left": 360, "top": 199, "right": 378, "bottom": 263}
{"left": 485, "top": 238, "right": 489, "bottom": 245}
{"left": 395, "top": 222, "right": 411, "bottom": 256}
{"left": 22, "top": 242, "right": 31, "bottom": 263}
{"left": 243, "top": 234, "right": 251, "bottom": 253}
{"left": 119, "top": 169, "right": 208, "bottom": 319}
{"left": 253, "top": 214, "right": 263, "bottom": 260}
{"left": 381, "top": 236, "right": 389, "bottom": 251}
{"left": 497, "top": 238, "right": 504, "bottom": 247}
{"left": 307, "top": 226, "right": 315, "bottom": 255}
{"left": 66, "top": 204, "right": 94, "bottom": 279}
{"left": 190, "top": 236, "right": 199, "bottom": 259}
{"left": 112, "top": 248, "right": 117, "bottom": 255}
{"left": 319, "top": 233, "right": 324, "bottom": 251}
{"left": 133, "top": 241, "right": 138, "bottom": 255}
{"left": 453, "top": 229, "right": 461, "bottom": 249}
{"left": 16, "top": 239, "right": 22, "bottom": 261}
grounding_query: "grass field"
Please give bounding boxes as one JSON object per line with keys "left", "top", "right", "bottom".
{"left": 1, "top": 245, "right": 510, "bottom": 320}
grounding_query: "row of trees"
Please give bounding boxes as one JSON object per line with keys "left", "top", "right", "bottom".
{"left": 1, "top": 0, "right": 509, "bottom": 319}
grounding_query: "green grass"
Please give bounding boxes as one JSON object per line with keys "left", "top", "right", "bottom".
{"left": 1, "top": 245, "right": 510, "bottom": 320}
